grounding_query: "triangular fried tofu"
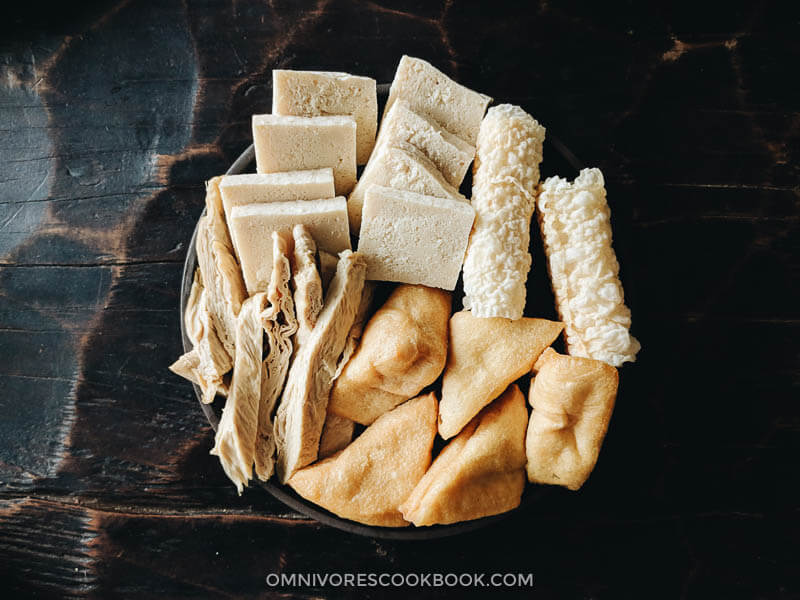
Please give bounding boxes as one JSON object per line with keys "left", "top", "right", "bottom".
{"left": 288, "top": 393, "right": 438, "bottom": 527}
{"left": 400, "top": 384, "right": 528, "bottom": 526}
{"left": 317, "top": 413, "right": 355, "bottom": 459}
{"left": 438, "top": 311, "right": 562, "bottom": 439}
{"left": 329, "top": 284, "right": 450, "bottom": 425}
{"left": 526, "top": 348, "right": 618, "bottom": 490}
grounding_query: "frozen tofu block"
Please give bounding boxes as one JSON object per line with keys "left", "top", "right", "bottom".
{"left": 348, "top": 141, "right": 466, "bottom": 233}
{"left": 272, "top": 70, "right": 378, "bottom": 165}
{"left": 357, "top": 186, "right": 475, "bottom": 290}
{"left": 377, "top": 100, "right": 475, "bottom": 187}
{"left": 219, "top": 169, "right": 335, "bottom": 223}
{"left": 231, "top": 197, "right": 351, "bottom": 293}
{"left": 252, "top": 114, "right": 357, "bottom": 195}
{"left": 384, "top": 56, "right": 491, "bottom": 145}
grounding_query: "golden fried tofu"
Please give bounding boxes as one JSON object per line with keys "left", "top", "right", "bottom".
{"left": 438, "top": 311, "right": 562, "bottom": 439}
{"left": 288, "top": 393, "right": 438, "bottom": 527}
{"left": 328, "top": 285, "right": 451, "bottom": 425}
{"left": 526, "top": 348, "right": 618, "bottom": 490}
{"left": 317, "top": 413, "right": 355, "bottom": 459}
{"left": 400, "top": 384, "right": 528, "bottom": 526}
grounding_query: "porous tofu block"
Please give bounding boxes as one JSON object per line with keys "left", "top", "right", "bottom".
{"left": 347, "top": 141, "right": 465, "bottom": 233}
{"left": 272, "top": 70, "right": 378, "bottom": 165}
{"left": 357, "top": 186, "right": 475, "bottom": 290}
{"left": 384, "top": 56, "right": 491, "bottom": 145}
{"left": 231, "top": 197, "right": 351, "bottom": 294}
{"left": 377, "top": 100, "right": 475, "bottom": 187}
{"left": 219, "top": 169, "right": 335, "bottom": 224}
{"left": 252, "top": 114, "right": 357, "bottom": 195}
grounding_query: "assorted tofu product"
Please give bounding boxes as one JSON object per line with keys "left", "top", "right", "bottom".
{"left": 346, "top": 141, "right": 466, "bottom": 232}
{"left": 272, "top": 70, "right": 377, "bottom": 165}
{"left": 537, "top": 168, "right": 641, "bottom": 367}
{"left": 383, "top": 55, "right": 491, "bottom": 146}
{"left": 328, "top": 284, "right": 451, "bottom": 425}
{"left": 252, "top": 114, "right": 357, "bottom": 195}
{"left": 231, "top": 196, "right": 351, "bottom": 294}
{"left": 462, "top": 104, "right": 546, "bottom": 320}
{"left": 357, "top": 186, "right": 475, "bottom": 289}
{"left": 169, "top": 55, "right": 641, "bottom": 528}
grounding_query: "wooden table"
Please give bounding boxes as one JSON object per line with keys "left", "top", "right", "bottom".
{"left": 1, "top": 1, "right": 797, "bottom": 597}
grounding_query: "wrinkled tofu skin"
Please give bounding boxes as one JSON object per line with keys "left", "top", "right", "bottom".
{"left": 195, "top": 176, "right": 247, "bottom": 360}
{"left": 400, "top": 385, "right": 528, "bottom": 526}
{"left": 169, "top": 267, "right": 232, "bottom": 403}
{"left": 184, "top": 269, "right": 204, "bottom": 346}
{"left": 289, "top": 393, "right": 438, "bottom": 527}
{"left": 254, "top": 232, "right": 298, "bottom": 482}
{"left": 329, "top": 284, "right": 450, "bottom": 425}
{"left": 274, "top": 250, "right": 367, "bottom": 483}
{"left": 210, "top": 292, "right": 268, "bottom": 494}
{"left": 291, "top": 224, "right": 324, "bottom": 353}
{"left": 526, "top": 348, "right": 618, "bottom": 490}
{"left": 169, "top": 347, "right": 230, "bottom": 400}
{"left": 537, "top": 168, "right": 640, "bottom": 367}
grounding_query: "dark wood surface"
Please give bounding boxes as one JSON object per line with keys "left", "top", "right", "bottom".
{"left": 1, "top": 1, "right": 798, "bottom": 597}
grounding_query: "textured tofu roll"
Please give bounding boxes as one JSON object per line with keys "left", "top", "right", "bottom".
{"left": 537, "top": 168, "right": 640, "bottom": 367}
{"left": 462, "top": 104, "right": 546, "bottom": 320}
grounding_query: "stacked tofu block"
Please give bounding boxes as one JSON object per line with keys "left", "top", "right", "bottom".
{"left": 235, "top": 56, "right": 491, "bottom": 292}
{"left": 351, "top": 56, "right": 490, "bottom": 289}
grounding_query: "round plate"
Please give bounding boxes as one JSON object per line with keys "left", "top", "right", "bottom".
{"left": 180, "top": 94, "right": 584, "bottom": 539}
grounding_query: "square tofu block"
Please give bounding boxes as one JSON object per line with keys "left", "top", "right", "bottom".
{"left": 272, "top": 70, "right": 378, "bottom": 165}
{"left": 219, "top": 169, "right": 335, "bottom": 223}
{"left": 347, "top": 141, "right": 465, "bottom": 233}
{"left": 231, "top": 197, "right": 351, "bottom": 293}
{"left": 252, "top": 114, "right": 357, "bottom": 195}
{"left": 357, "top": 186, "right": 475, "bottom": 290}
{"left": 384, "top": 56, "right": 491, "bottom": 146}
{"left": 377, "top": 100, "right": 475, "bottom": 187}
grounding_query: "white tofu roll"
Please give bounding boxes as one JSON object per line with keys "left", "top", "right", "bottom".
{"left": 537, "top": 168, "right": 640, "bottom": 367}
{"left": 462, "top": 104, "right": 546, "bottom": 320}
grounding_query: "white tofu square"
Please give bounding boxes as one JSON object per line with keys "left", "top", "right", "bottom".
{"left": 231, "top": 197, "right": 351, "bottom": 293}
{"left": 377, "top": 100, "right": 475, "bottom": 187}
{"left": 272, "top": 70, "right": 377, "bottom": 165}
{"left": 384, "top": 56, "right": 491, "bottom": 145}
{"left": 357, "top": 186, "right": 475, "bottom": 290}
{"left": 252, "top": 114, "right": 356, "bottom": 195}
{"left": 219, "top": 169, "right": 335, "bottom": 224}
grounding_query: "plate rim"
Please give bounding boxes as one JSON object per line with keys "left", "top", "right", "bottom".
{"left": 180, "top": 125, "right": 583, "bottom": 539}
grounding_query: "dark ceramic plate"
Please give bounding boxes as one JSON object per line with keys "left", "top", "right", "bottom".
{"left": 180, "top": 84, "right": 585, "bottom": 539}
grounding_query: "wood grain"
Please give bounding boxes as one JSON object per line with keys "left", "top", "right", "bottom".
{"left": 0, "top": 0, "right": 798, "bottom": 597}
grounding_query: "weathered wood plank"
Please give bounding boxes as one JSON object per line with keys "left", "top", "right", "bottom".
{"left": 0, "top": 0, "right": 798, "bottom": 597}
{"left": 0, "top": 496, "right": 796, "bottom": 599}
